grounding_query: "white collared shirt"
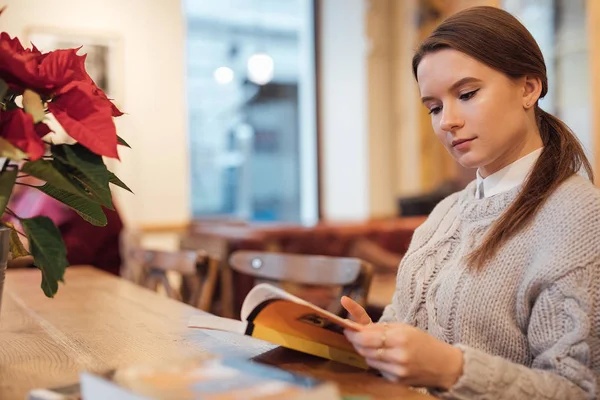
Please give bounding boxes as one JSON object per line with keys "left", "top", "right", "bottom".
{"left": 475, "top": 147, "right": 543, "bottom": 199}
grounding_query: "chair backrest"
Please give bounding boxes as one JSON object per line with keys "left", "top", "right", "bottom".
{"left": 228, "top": 251, "right": 373, "bottom": 315}
{"left": 134, "top": 249, "right": 198, "bottom": 274}
{"left": 134, "top": 249, "right": 197, "bottom": 301}
{"left": 229, "top": 251, "right": 360, "bottom": 286}
{"left": 179, "top": 233, "right": 228, "bottom": 261}
{"left": 133, "top": 249, "right": 218, "bottom": 311}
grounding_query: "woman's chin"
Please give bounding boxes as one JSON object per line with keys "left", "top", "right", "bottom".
{"left": 456, "top": 154, "right": 484, "bottom": 169}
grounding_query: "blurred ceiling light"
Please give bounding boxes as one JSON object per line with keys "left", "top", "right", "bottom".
{"left": 247, "top": 53, "right": 274, "bottom": 85}
{"left": 214, "top": 66, "right": 234, "bottom": 84}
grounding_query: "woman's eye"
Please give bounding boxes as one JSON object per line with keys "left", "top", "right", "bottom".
{"left": 428, "top": 107, "right": 441, "bottom": 115}
{"left": 459, "top": 89, "right": 479, "bottom": 101}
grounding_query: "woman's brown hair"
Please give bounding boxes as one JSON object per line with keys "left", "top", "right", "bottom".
{"left": 412, "top": 6, "right": 594, "bottom": 268}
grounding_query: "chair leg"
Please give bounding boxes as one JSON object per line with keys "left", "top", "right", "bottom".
{"left": 186, "top": 275, "right": 202, "bottom": 307}
{"left": 219, "top": 263, "right": 235, "bottom": 318}
{"left": 159, "top": 273, "right": 181, "bottom": 301}
{"left": 144, "top": 273, "right": 159, "bottom": 292}
{"left": 198, "top": 258, "right": 219, "bottom": 312}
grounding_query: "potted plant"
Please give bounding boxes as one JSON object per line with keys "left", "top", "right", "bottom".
{"left": 0, "top": 14, "right": 130, "bottom": 307}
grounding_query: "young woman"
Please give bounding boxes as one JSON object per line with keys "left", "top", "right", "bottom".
{"left": 341, "top": 6, "right": 600, "bottom": 399}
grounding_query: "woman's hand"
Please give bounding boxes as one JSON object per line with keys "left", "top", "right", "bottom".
{"left": 340, "top": 296, "right": 372, "bottom": 325}
{"left": 344, "top": 323, "right": 464, "bottom": 390}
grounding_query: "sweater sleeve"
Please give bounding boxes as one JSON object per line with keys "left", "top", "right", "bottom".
{"left": 435, "top": 266, "right": 597, "bottom": 400}
{"left": 379, "top": 292, "right": 399, "bottom": 323}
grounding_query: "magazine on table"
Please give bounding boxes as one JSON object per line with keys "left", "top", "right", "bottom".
{"left": 188, "top": 283, "right": 368, "bottom": 369}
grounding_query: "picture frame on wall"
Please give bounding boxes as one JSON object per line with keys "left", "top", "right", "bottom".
{"left": 25, "top": 27, "right": 124, "bottom": 107}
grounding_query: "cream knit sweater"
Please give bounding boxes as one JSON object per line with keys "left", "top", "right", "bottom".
{"left": 380, "top": 175, "right": 600, "bottom": 399}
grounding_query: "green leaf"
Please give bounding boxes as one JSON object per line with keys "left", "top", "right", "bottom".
{"left": 117, "top": 136, "right": 131, "bottom": 148}
{"left": 0, "top": 78, "right": 8, "bottom": 101}
{"left": 0, "top": 167, "right": 17, "bottom": 216}
{"left": 36, "top": 184, "right": 107, "bottom": 226}
{"left": 108, "top": 171, "right": 133, "bottom": 193}
{"left": 22, "top": 216, "right": 68, "bottom": 298}
{"left": 51, "top": 144, "right": 113, "bottom": 209}
{"left": 22, "top": 160, "right": 90, "bottom": 198}
{"left": 51, "top": 159, "right": 110, "bottom": 208}
{"left": 2, "top": 222, "right": 29, "bottom": 258}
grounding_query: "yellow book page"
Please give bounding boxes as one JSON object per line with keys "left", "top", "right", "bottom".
{"left": 248, "top": 300, "right": 368, "bottom": 368}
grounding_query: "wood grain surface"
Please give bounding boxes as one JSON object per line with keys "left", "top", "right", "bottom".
{"left": 0, "top": 266, "right": 433, "bottom": 399}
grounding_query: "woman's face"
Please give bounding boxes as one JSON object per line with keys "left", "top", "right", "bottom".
{"left": 416, "top": 48, "right": 539, "bottom": 177}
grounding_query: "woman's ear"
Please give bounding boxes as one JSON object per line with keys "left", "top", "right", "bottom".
{"left": 523, "top": 75, "right": 542, "bottom": 109}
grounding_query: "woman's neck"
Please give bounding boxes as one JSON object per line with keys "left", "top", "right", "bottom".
{"left": 479, "top": 133, "right": 543, "bottom": 178}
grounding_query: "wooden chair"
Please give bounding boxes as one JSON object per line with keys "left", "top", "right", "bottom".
{"left": 179, "top": 233, "right": 234, "bottom": 317}
{"left": 119, "top": 228, "right": 143, "bottom": 282}
{"left": 133, "top": 249, "right": 219, "bottom": 312}
{"left": 227, "top": 251, "right": 373, "bottom": 317}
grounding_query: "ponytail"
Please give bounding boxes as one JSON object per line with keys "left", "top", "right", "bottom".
{"left": 467, "top": 106, "right": 593, "bottom": 268}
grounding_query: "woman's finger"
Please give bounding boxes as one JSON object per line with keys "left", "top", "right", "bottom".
{"left": 341, "top": 296, "right": 372, "bottom": 325}
{"left": 353, "top": 344, "right": 406, "bottom": 365}
{"left": 364, "top": 358, "right": 409, "bottom": 382}
{"left": 345, "top": 326, "right": 392, "bottom": 348}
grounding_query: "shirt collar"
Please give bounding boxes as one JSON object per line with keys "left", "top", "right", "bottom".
{"left": 475, "top": 147, "right": 543, "bottom": 199}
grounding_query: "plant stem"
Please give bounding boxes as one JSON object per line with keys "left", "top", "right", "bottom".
{"left": 6, "top": 224, "right": 26, "bottom": 238}
{"left": 14, "top": 182, "right": 39, "bottom": 189}
{"left": 14, "top": 229, "right": 26, "bottom": 238}
{"left": 4, "top": 207, "right": 21, "bottom": 221}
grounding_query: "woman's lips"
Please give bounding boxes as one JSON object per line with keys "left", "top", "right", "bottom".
{"left": 452, "top": 138, "right": 475, "bottom": 151}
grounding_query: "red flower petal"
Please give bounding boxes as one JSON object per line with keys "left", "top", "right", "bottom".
{"left": 28, "top": 42, "right": 42, "bottom": 56}
{"left": 35, "top": 122, "right": 52, "bottom": 138}
{"left": 69, "top": 53, "right": 124, "bottom": 117}
{"left": 0, "top": 109, "right": 46, "bottom": 160}
{"left": 36, "top": 48, "right": 77, "bottom": 90}
{"left": 0, "top": 35, "right": 81, "bottom": 95}
{"left": 0, "top": 32, "right": 25, "bottom": 53}
{"left": 0, "top": 35, "right": 40, "bottom": 93}
{"left": 47, "top": 83, "right": 119, "bottom": 159}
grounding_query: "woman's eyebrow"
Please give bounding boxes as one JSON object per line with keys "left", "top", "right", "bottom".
{"left": 421, "top": 77, "right": 483, "bottom": 103}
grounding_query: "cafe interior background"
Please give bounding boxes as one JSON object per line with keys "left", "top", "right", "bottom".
{"left": 2, "top": 0, "right": 599, "bottom": 316}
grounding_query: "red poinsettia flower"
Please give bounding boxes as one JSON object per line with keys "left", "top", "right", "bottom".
{"left": 48, "top": 81, "right": 119, "bottom": 159}
{"left": 0, "top": 33, "right": 76, "bottom": 95}
{"left": 69, "top": 52, "right": 123, "bottom": 117}
{"left": 0, "top": 108, "right": 46, "bottom": 160}
{"left": 0, "top": 28, "right": 123, "bottom": 159}
{"left": 41, "top": 49, "right": 122, "bottom": 157}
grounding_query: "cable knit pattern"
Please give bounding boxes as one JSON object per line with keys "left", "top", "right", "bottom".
{"left": 379, "top": 175, "right": 600, "bottom": 399}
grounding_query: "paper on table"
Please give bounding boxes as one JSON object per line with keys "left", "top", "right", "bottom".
{"left": 188, "top": 315, "right": 248, "bottom": 334}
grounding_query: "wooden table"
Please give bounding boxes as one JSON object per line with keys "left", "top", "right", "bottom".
{"left": 0, "top": 267, "right": 433, "bottom": 399}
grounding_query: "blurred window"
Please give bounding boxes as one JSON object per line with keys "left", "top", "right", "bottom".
{"left": 184, "top": 0, "right": 318, "bottom": 223}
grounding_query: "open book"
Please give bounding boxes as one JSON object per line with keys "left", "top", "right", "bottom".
{"left": 188, "top": 283, "right": 368, "bottom": 369}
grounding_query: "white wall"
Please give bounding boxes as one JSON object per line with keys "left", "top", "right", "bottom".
{"left": 319, "top": 0, "right": 369, "bottom": 221}
{"left": 2, "top": 0, "right": 190, "bottom": 229}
